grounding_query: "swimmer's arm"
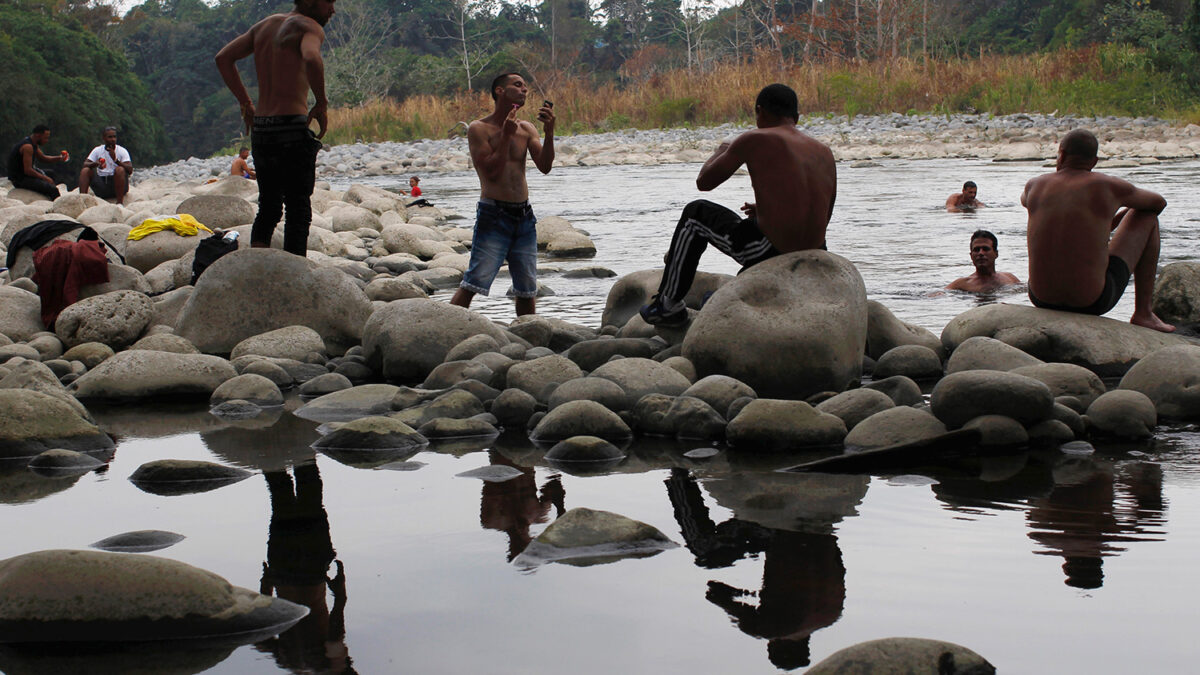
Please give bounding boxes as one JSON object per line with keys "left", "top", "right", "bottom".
{"left": 300, "top": 26, "right": 328, "bottom": 138}
{"left": 696, "top": 138, "right": 743, "bottom": 191}
{"left": 945, "top": 277, "right": 969, "bottom": 291}
{"left": 215, "top": 29, "right": 257, "bottom": 132}
{"left": 945, "top": 193, "right": 961, "bottom": 211}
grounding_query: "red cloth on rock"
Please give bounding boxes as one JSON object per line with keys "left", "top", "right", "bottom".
{"left": 31, "top": 239, "right": 110, "bottom": 329}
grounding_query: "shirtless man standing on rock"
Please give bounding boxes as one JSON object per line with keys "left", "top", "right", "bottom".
{"left": 450, "top": 72, "right": 555, "bottom": 316}
{"left": 215, "top": 0, "right": 335, "bottom": 256}
{"left": 1023, "top": 129, "right": 1174, "bottom": 332}
{"left": 639, "top": 83, "right": 836, "bottom": 326}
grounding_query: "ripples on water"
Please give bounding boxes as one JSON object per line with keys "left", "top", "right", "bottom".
{"left": 2, "top": 160, "right": 1199, "bottom": 674}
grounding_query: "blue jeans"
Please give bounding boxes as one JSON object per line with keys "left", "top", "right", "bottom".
{"left": 460, "top": 199, "right": 538, "bottom": 297}
{"left": 250, "top": 115, "right": 322, "bottom": 256}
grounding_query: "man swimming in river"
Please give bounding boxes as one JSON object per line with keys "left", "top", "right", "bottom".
{"left": 946, "top": 180, "right": 985, "bottom": 212}
{"left": 1023, "top": 129, "right": 1174, "bottom": 332}
{"left": 639, "top": 83, "right": 836, "bottom": 327}
{"left": 946, "top": 229, "right": 1020, "bottom": 292}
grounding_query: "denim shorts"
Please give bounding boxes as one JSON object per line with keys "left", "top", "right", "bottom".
{"left": 460, "top": 199, "right": 538, "bottom": 297}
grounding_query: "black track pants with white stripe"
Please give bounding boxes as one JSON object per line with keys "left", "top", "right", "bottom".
{"left": 656, "top": 199, "right": 779, "bottom": 303}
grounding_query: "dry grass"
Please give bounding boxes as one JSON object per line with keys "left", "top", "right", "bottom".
{"left": 326, "top": 46, "right": 1196, "bottom": 143}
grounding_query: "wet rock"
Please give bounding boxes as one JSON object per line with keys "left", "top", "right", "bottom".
{"left": 0, "top": 549, "right": 307, "bottom": 642}
{"left": 601, "top": 268, "right": 731, "bottom": 329}
{"left": 456, "top": 465, "right": 526, "bottom": 482}
{"left": 873, "top": 344, "right": 944, "bottom": 381}
{"left": 54, "top": 290, "right": 154, "bottom": 350}
{"left": 0, "top": 390, "right": 114, "bottom": 459}
{"left": 844, "top": 406, "right": 948, "bottom": 450}
{"left": 312, "top": 416, "right": 427, "bottom": 451}
{"left": 633, "top": 394, "right": 726, "bottom": 440}
{"left": 514, "top": 507, "right": 677, "bottom": 567}
{"left": 491, "top": 388, "right": 538, "bottom": 428}
{"left": 90, "top": 530, "right": 186, "bottom": 553}
{"left": 129, "top": 459, "right": 252, "bottom": 495}
{"left": 1086, "top": 390, "right": 1157, "bottom": 439}
{"left": 417, "top": 417, "right": 499, "bottom": 439}
{"left": 241, "top": 359, "right": 295, "bottom": 389}
{"left": 293, "top": 383, "right": 400, "bottom": 422}
{"left": 683, "top": 252, "right": 867, "bottom": 399}
{"left": 590, "top": 357, "right": 692, "bottom": 409}
{"left": 0, "top": 356, "right": 91, "bottom": 419}
{"left": 1010, "top": 362, "right": 1107, "bottom": 409}
{"left": 176, "top": 194, "right": 255, "bottom": 230}
{"left": 680, "top": 374, "right": 756, "bottom": 418}
{"left": 210, "top": 373, "right": 283, "bottom": 407}
{"left": 726, "top": 399, "right": 847, "bottom": 450}
{"left": 684, "top": 447, "right": 720, "bottom": 459}
{"left": 444, "top": 334, "right": 502, "bottom": 362}
{"left": 1051, "top": 402, "right": 1087, "bottom": 438}
{"left": 545, "top": 230, "right": 597, "bottom": 257}
{"left": 391, "top": 389, "right": 484, "bottom": 428}
{"left": 544, "top": 435, "right": 626, "bottom": 462}
{"left": 866, "top": 300, "right": 945, "bottom": 359}
{"left": 941, "top": 302, "right": 1190, "bottom": 377}
{"left": 421, "top": 360, "right": 495, "bottom": 390}
{"left": 807, "top": 637, "right": 995, "bottom": 675}
{"left": 1151, "top": 261, "right": 1200, "bottom": 326}
{"left": 1028, "top": 418, "right": 1076, "bottom": 444}
{"left": 451, "top": 378, "right": 501, "bottom": 403}
{"left": 61, "top": 341, "right": 113, "bottom": 369}
{"left": 816, "top": 388, "right": 896, "bottom": 431}
{"left": 505, "top": 354, "right": 584, "bottom": 402}
{"left": 71, "top": 350, "right": 237, "bottom": 401}
{"left": 210, "top": 399, "right": 263, "bottom": 419}
{"left": 1118, "top": 344, "right": 1200, "bottom": 420}
{"left": 564, "top": 337, "right": 658, "bottom": 371}
{"left": 362, "top": 299, "right": 507, "bottom": 381}
{"left": 388, "top": 386, "right": 445, "bottom": 411}
{"left": 229, "top": 325, "right": 326, "bottom": 362}
{"left": 128, "top": 333, "right": 200, "bottom": 354}
{"left": 946, "top": 335, "right": 1044, "bottom": 373}
{"left": 298, "top": 372, "right": 354, "bottom": 397}
{"left": 930, "top": 370, "right": 1055, "bottom": 428}
{"left": 177, "top": 249, "right": 372, "bottom": 355}
{"left": 963, "top": 414, "right": 1029, "bottom": 447}
{"left": 547, "top": 376, "right": 627, "bottom": 412}
{"left": 27, "top": 448, "right": 105, "bottom": 476}
{"left": 529, "top": 400, "right": 633, "bottom": 443}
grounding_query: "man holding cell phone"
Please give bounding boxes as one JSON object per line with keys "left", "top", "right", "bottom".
{"left": 80, "top": 127, "right": 133, "bottom": 205}
{"left": 450, "top": 72, "right": 555, "bottom": 316}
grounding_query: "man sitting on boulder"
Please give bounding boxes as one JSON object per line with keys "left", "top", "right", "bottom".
{"left": 946, "top": 229, "right": 1020, "bottom": 292}
{"left": 639, "top": 84, "right": 836, "bottom": 327}
{"left": 79, "top": 127, "right": 133, "bottom": 205}
{"left": 1023, "top": 129, "right": 1174, "bottom": 332}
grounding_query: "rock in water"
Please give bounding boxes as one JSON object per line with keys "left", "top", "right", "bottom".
{"left": 514, "top": 507, "right": 677, "bottom": 568}
{"left": 0, "top": 390, "right": 115, "bottom": 460}
{"left": 90, "top": 530, "right": 186, "bottom": 553}
{"left": 683, "top": 251, "right": 867, "bottom": 399}
{"left": 807, "top": 637, "right": 995, "bottom": 674}
{"left": 128, "top": 459, "right": 252, "bottom": 496}
{"left": 0, "top": 549, "right": 307, "bottom": 643}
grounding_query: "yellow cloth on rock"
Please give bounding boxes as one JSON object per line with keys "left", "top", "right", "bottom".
{"left": 127, "top": 214, "right": 213, "bottom": 241}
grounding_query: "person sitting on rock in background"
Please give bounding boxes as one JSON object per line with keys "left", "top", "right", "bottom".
{"left": 639, "top": 83, "right": 837, "bottom": 327}
{"left": 79, "top": 126, "right": 133, "bottom": 205}
{"left": 946, "top": 180, "right": 985, "bottom": 212}
{"left": 1023, "top": 128, "right": 1174, "bottom": 332}
{"left": 231, "top": 147, "right": 256, "bottom": 179}
{"left": 945, "top": 229, "right": 1020, "bottom": 293}
{"left": 6, "top": 124, "right": 69, "bottom": 200}
{"left": 407, "top": 175, "right": 421, "bottom": 196}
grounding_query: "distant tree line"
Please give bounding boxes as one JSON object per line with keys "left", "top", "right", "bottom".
{"left": 6, "top": 0, "right": 1200, "bottom": 164}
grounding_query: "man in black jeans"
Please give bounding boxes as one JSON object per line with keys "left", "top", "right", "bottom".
{"left": 6, "top": 124, "right": 70, "bottom": 200}
{"left": 215, "top": 0, "right": 336, "bottom": 256}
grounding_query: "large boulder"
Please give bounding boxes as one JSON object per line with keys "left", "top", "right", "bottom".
{"left": 176, "top": 249, "right": 373, "bottom": 355}
{"left": 725, "top": 398, "right": 847, "bottom": 450}
{"left": 70, "top": 350, "right": 238, "bottom": 401}
{"left": 589, "top": 357, "right": 692, "bottom": 409}
{"left": 866, "top": 300, "right": 944, "bottom": 359}
{"left": 0, "top": 357, "right": 90, "bottom": 419}
{"left": 941, "top": 303, "right": 1192, "bottom": 377}
{"left": 124, "top": 229, "right": 205, "bottom": 273}
{"left": 54, "top": 290, "right": 154, "bottom": 350}
{"left": 0, "top": 389, "right": 113, "bottom": 458}
{"left": 1086, "top": 390, "right": 1157, "bottom": 439}
{"left": 1151, "top": 261, "right": 1200, "bottom": 327}
{"left": 1118, "top": 344, "right": 1200, "bottom": 420}
{"left": 361, "top": 299, "right": 507, "bottom": 382}
{"left": 293, "top": 383, "right": 400, "bottom": 422}
{"left": 49, "top": 192, "right": 102, "bottom": 219}
{"left": 0, "top": 286, "right": 45, "bottom": 341}
{"left": 683, "top": 251, "right": 867, "bottom": 399}
{"left": 929, "top": 370, "right": 1055, "bottom": 428}
{"left": 176, "top": 195, "right": 255, "bottom": 230}
{"left": 601, "top": 268, "right": 732, "bottom": 329}
{"left": 0, "top": 549, "right": 307, "bottom": 642}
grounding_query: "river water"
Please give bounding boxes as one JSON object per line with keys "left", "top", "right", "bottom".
{"left": 3, "top": 159, "right": 1199, "bottom": 674}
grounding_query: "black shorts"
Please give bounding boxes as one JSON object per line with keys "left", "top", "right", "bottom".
{"left": 91, "top": 175, "right": 117, "bottom": 199}
{"left": 1029, "top": 255, "right": 1131, "bottom": 315}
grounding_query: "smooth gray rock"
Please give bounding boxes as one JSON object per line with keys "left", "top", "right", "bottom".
{"left": 725, "top": 398, "right": 847, "bottom": 450}
{"left": 873, "top": 344, "right": 944, "bottom": 381}
{"left": 176, "top": 194, "right": 255, "bottom": 230}
{"left": 530, "top": 400, "right": 633, "bottom": 443}
{"left": 544, "top": 435, "right": 625, "bottom": 462}
{"left": 1086, "top": 390, "right": 1157, "bottom": 439}
{"left": 565, "top": 338, "right": 658, "bottom": 371}
{"left": 683, "top": 252, "right": 867, "bottom": 399}
{"left": 210, "top": 373, "right": 283, "bottom": 407}
{"left": 421, "top": 360, "right": 495, "bottom": 390}
{"left": 1010, "top": 362, "right": 1107, "bottom": 409}
{"left": 27, "top": 448, "right": 105, "bottom": 476}
{"left": 0, "top": 344, "right": 40, "bottom": 364}
{"left": 418, "top": 417, "right": 499, "bottom": 439}
{"left": 601, "top": 268, "right": 731, "bottom": 329}
{"left": 0, "top": 389, "right": 114, "bottom": 458}
{"left": 124, "top": 228, "right": 204, "bottom": 273}
{"left": 129, "top": 459, "right": 252, "bottom": 495}
{"left": 391, "top": 389, "right": 485, "bottom": 428}
{"left": 590, "top": 357, "right": 692, "bottom": 409}
{"left": 946, "top": 335, "right": 1044, "bottom": 373}
{"left": 240, "top": 359, "right": 295, "bottom": 389}
{"left": 312, "top": 416, "right": 427, "bottom": 450}
{"left": 60, "top": 341, "right": 113, "bottom": 369}
{"left": 930, "top": 370, "right": 1055, "bottom": 428}
{"left": 1028, "top": 418, "right": 1076, "bottom": 444}
{"left": 807, "top": 637, "right": 995, "bottom": 675}
{"left": 963, "top": 414, "right": 1030, "bottom": 447}
{"left": 0, "top": 549, "right": 308, "bottom": 643}
{"left": 1151, "top": 261, "right": 1200, "bottom": 326}
{"left": 26, "top": 334, "right": 64, "bottom": 361}
{"left": 816, "top": 388, "right": 896, "bottom": 432}
{"left": 1118, "top": 344, "right": 1200, "bottom": 420}
{"left": 362, "top": 299, "right": 506, "bottom": 381}
{"left": 90, "top": 530, "right": 186, "bottom": 553}
{"left": 71, "top": 350, "right": 237, "bottom": 401}
{"left": 491, "top": 387, "right": 538, "bottom": 428}
{"left": 293, "top": 383, "right": 401, "bottom": 422}
{"left": 633, "top": 394, "right": 726, "bottom": 440}
{"left": 679, "top": 374, "right": 756, "bottom": 419}
{"left": 547, "top": 376, "right": 627, "bottom": 412}
{"left": 866, "top": 300, "right": 945, "bottom": 359}
{"left": 514, "top": 507, "right": 677, "bottom": 567}
{"left": 0, "top": 356, "right": 91, "bottom": 419}
{"left": 298, "top": 372, "right": 354, "bottom": 397}
{"left": 230, "top": 325, "right": 326, "bottom": 362}
{"left": 444, "top": 334, "right": 502, "bottom": 362}
{"left": 504, "top": 354, "right": 584, "bottom": 401}
{"left": 54, "top": 290, "right": 154, "bottom": 350}
{"left": 128, "top": 333, "right": 200, "bottom": 354}
{"left": 844, "top": 406, "right": 948, "bottom": 450}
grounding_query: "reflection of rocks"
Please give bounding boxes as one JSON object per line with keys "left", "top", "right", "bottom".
{"left": 0, "top": 549, "right": 307, "bottom": 643}
{"left": 27, "top": 448, "right": 105, "bottom": 477}
{"left": 807, "top": 637, "right": 995, "bottom": 674}
{"left": 201, "top": 398, "right": 320, "bottom": 472}
{"left": 312, "top": 417, "right": 427, "bottom": 452}
{"left": 703, "top": 471, "right": 869, "bottom": 533}
{"left": 0, "top": 389, "right": 114, "bottom": 459}
{"left": 0, "top": 457, "right": 86, "bottom": 504}
{"left": 293, "top": 384, "right": 400, "bottom": 423}
{"left": 0, "top": 640, "right": 236, "bottom": 675}
{"left": 514, "top": 507, "right": 677, "bottom": 568}
{"left": 90, "top": 530, "right": 186, "bottom": 553}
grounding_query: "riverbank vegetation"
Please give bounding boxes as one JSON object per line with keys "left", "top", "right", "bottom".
{"left": 7, "top": 0, "right": 1200, "bottom": 162}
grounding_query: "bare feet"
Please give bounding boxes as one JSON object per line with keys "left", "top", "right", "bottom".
{"left": 1131, "top": 311, "right": 1176, "bottom": 333}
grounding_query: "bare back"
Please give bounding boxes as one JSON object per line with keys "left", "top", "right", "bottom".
{"left": 1024, "top": 168, "right": 1145, "bottom": 306}
{"left": 468, "top": 118, "right": 539, "bottom": 202}
{"left": 248, "top": 14, "right": 323, "bottom": 116}
{"left": 721, "top": 126, "right": 836, "bottom": 252}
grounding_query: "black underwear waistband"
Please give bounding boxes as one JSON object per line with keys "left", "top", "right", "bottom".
{"left": 253, "top": 115, "right": 309, "bottom": 127}
{"left": 479, "top": 198, "right": 530, "bottom": 209}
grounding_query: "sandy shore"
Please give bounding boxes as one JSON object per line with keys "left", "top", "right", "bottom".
{"left": 134, "top": 112, "right": 1200, "bottom": 183}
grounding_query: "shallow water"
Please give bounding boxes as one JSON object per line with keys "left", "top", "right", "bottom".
{"left": 4, "top": 159, "right": 1200, "bottom": 674}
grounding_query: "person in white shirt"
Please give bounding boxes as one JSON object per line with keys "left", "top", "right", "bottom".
{"left": 79, "top": 126, "right": 132, "bottom": 204}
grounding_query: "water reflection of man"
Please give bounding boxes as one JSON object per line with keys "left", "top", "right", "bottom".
{"left": 666, "top": 469, "right": 850, "bottom": 670}
{"left": 479, "top": 451, "right": 564, "bottom": 561}
{"left": 256, "top": 462, "right": 356, "bottom": 674}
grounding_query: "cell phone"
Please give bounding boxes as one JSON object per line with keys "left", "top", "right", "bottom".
{"left": 543, "top": 100, "right": 553, "bottom": 109}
